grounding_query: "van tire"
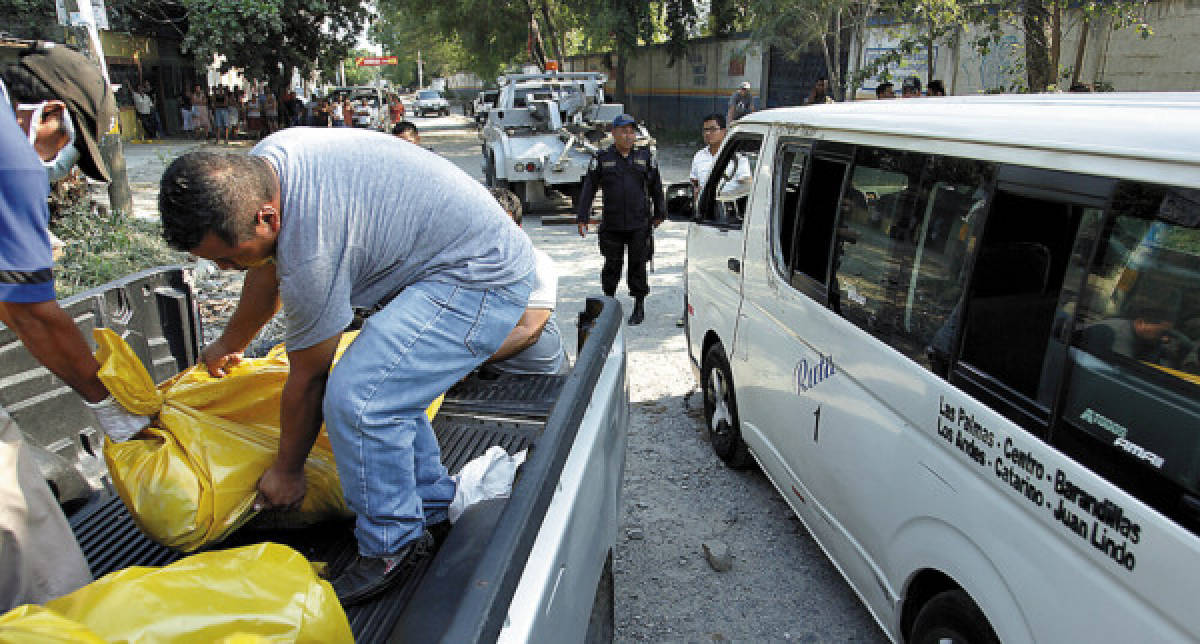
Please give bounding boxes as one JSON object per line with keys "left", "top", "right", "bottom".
{"left": 702, "top": 343, "right": 752, "bottom": 469}
{"left": 584, "top": 551, "right": 614, "bottom": 643}
{"left": 910, "top": 590, "right": 999, "bottom": 644}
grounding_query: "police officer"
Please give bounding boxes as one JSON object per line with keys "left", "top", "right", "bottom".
{"left": 576, "top": 113, "right": 665, "bottom": 325}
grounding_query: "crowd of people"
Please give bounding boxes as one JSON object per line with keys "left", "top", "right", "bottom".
{"left": 175, "top": 84, "right": 306, "bottom": 143}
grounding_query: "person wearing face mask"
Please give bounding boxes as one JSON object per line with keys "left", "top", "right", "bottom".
{"left": 0, "top": 43, "right": 152, "bottom": 611}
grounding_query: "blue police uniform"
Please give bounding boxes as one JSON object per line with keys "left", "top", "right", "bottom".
{"left": 0, "top": 99, "right": 56, "bottom": 303}
{"left": 575, "top": 141, "right": 666, "bottom": 299}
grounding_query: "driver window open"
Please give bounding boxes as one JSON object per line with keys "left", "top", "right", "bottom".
{"left": 699, "top": 135, "right": 762, "bottom": 228}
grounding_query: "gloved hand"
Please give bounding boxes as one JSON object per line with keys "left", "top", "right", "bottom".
{"left": 84, "top": 395, "right": 151, "bottom": 443}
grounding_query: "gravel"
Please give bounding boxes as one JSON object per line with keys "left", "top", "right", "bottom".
{"left": 133, "top": 115, "right": 887, "bottom": 642}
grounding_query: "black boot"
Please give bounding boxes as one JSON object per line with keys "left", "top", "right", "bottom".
{"left": 629, "top": 297, "right": 645, "bottom": 326}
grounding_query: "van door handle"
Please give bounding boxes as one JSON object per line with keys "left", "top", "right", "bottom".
{"left": 728, "top": 258, "right": 741, "bottom": 273}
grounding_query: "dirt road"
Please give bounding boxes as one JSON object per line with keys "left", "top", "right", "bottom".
{"left": 132, "top": 114, "right": 887, "bottom": 642}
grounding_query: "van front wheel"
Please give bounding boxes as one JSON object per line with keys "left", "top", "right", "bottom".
{"left": 702, "top": 343, "right": 752, "bottom": 469}
{"left": 910, "top": 590, "right": 999, "bottom": 644}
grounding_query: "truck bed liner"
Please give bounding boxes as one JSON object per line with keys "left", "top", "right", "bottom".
{"left": 68, "top": 372, "right": 564, "bottom": 641}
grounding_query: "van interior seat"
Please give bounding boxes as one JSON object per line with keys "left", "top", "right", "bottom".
{"left": 961, "top": 242, "right": 1058, "bottom": 397}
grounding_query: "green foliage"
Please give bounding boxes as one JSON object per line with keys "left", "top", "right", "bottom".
{"left": 50, "top": 199, "right": 187, "bottom": 300}
{"left": 0, "top": 0, "right": 65, "bottom": 40}
{"left": 179, "top": 0, "right": 368, "bottom": 88}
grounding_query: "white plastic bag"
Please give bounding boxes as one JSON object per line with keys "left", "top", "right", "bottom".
{"left": 448, "top": 446, "right": 527, "bottom": 523}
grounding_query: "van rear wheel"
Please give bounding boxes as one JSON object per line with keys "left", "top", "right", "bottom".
{"left": 702, "top": 343, "right": 752, "bottom": 469}
{"left": 910, "top": 590, "right": 999, "bottom": 644}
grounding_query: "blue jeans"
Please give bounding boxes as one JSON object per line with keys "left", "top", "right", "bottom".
{"left": 323, "top": 276, "right": 533, "bottom": 556}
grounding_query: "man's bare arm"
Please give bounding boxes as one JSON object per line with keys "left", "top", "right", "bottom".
{"left": 0, "top": 300, "right": 107, "bottom": 402}
{"left": 201, "top": 263, "right": 281, "bottom": 376}
{"left": 487, "top": 308, "right": 552, "bottom": 363}
{"left": 255, "top": 333, "right": 340, "bottom": 510}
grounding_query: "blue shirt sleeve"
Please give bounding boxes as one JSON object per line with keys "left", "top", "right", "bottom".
{"left": 0, "top": 105, "right": 55, "bottom": 303}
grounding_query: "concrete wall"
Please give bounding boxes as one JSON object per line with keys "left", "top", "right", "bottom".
{"left": 849, "top": 0, "right": 1200, "bottom": 96}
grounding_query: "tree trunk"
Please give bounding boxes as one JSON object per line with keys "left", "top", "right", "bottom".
{"left": 539, "top": 0, "right": 564, "bottom": 66}
{"left": 1023, "top": 0, "right": 1053, "bottom": 92}
{"left": 615, "top": 46, "right": 628, "bottom": 105}
{"left": 832, "top": 7, "right": 843, "bottom": 100}
{"left": 64, "top": 0, "right": 132, "bottom": 216}
{"left": 1051, "top": 1, "right": 1062, "bottom": 82}
{"left": 1071, "top": 17, "right": 1089, "bottom": 86}
{"left": 926, "top": 15, "right": 935, "bottom": 85}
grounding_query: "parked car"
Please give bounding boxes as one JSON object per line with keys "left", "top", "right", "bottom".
{"left": 415, "top": 89, "right": 450, "bottom": 117}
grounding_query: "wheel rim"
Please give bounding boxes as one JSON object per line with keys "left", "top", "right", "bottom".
{"left": 706, "top": 366, "right": 733, "bottom": 439}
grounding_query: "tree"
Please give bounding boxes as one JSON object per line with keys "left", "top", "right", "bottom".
{"left": 750, "top": 0, "right": 883, "bottom": 101}
{"left": 953, "top": 0, "right": 1153, "bottom": 92}
{"left": 179, "top": 0, "right": 368, "bottom": 94}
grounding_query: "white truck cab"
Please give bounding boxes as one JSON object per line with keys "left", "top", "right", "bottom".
{"left": 686, "top": 94, "right": 1200, "bottom": 643}
{"left": 480, "top": 72, "right": 644, "bottom": 212}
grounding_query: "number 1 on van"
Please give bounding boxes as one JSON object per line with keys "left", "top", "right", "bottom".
{"left": 813, "top": 405, "right": 821, "bottom": 442}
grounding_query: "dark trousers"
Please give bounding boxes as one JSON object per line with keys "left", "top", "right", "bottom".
{"left": 598, "top": 227, "right": 650, "bottom": 297}
{"left": 137, "top": 112, "right": 159, "bottom": 138}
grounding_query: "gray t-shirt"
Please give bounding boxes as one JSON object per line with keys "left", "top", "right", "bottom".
{"left": 252, "top": 128, "right": 535, "bottom": 350}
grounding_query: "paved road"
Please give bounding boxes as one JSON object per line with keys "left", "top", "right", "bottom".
{"left": 119, "top": 115, "right": 888, "bottom": 643}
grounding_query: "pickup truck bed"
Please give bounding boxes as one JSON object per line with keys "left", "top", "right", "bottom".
{"left": 68, "top": 373, "right": 563, "bottom": 641}
{"left": 3, "top": 266, "right": 626, "bottom": 643}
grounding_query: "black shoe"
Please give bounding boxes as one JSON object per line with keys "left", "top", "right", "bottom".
{"left": 427, "top": 519, "right": 452, "bottom": 548}
{"left": 331, "top": 531, "right": 435, "bottom": 606}
{"left": 629, "top": 298, "right": 645, "bottom": 326}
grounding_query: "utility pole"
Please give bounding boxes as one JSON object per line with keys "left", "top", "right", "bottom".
{"left": 417, "top": 50, "right": 423, "bottom": 89}
{"left": 64, "top": 0, "right": 133, "bottom": 216}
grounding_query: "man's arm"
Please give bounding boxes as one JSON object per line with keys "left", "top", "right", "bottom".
{"left": 201, "top": 263, "right": 281, "bottom": 376}
{"left": 648, "top": 157, "right": 667, "bottom": 225}
{"left": 0, "top": 300, "right": 107, "bottom": 402}
{"left": 487, "top": 308, "right": 552, "bottom": 363}
{"left": 255, "top": 333, "right": 340, "bottom": 510}
{"left": 576, "top": 159, "right": 601, "bottom": 236}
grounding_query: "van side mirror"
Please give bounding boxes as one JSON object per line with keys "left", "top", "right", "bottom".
{"left": 666, "top": 182, "right": 694, "bottom": 222}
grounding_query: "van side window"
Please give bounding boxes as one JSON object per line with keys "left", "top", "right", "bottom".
{"left": 699, "top": 135, "right": 763, "bottom": 228}
{"left": 772, "top": 145, "right": 807, "bottom": 275}
{"left": 831, "top": 147, "right": 991, "bottom": 374}
{"left": 792, "top": 157, "right": 848, "bottom": 286}
{"left": 958, "top": 191, "right": 1094, "bottom": 405}
{"left": 1056, "top": 182, "right": 1200, "bottom": 529}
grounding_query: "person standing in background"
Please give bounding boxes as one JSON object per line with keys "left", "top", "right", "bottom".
{"left": 190, "top": 83, "right": 209, "bottom": 141}
{"left": 575, "top": 114, "right": 666, "bottom": 326}
{"left": 726, "top": 81, "right": 757, "bottom": 125}
{"left": 264, "top": 92, "right": 279, "bottom": 134}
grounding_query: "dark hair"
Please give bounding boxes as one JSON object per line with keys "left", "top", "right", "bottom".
{"left": 701, "top": 112, "right": 725, "bottom": 129}
{"left": 875, "top": 82, "right": 894, "bottom": 98}
{"left": 158, "top": 152, "right": 277, "bottom": 251}
{"left": 392, "top": 121, "right": 418, "bottom": 137}
{"left": 490, "top": 187, "right": 522, "bottom": 226}
{"left": 928, "top": 80, "right": 946, "bottom": 96}
{"left": 1, "top": 61, "right": 58, "bottom": 106}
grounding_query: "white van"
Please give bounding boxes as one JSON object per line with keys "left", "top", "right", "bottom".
{"left": 685, "top": 94, "right": 1200, "bottom": 643}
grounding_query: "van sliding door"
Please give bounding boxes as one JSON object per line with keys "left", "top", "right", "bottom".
{"left": 951, "top": 167, "right": 1115, "bottom": 437}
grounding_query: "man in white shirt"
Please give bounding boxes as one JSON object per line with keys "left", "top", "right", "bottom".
{"left": 486, "top": 188, "right": 568, "bottom": 375}
{"left": 131, "top": 82, "right": 159, "bottom": 139}
{"left": 678, "top": 113, "right": 728, "bottom": 327}
{"left": 690, "top": 113, "right": 726, "bottom": 195}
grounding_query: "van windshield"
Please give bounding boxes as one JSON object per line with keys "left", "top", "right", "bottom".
{"left": 418, "top": 91, "right": 440, "bottom": 100}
